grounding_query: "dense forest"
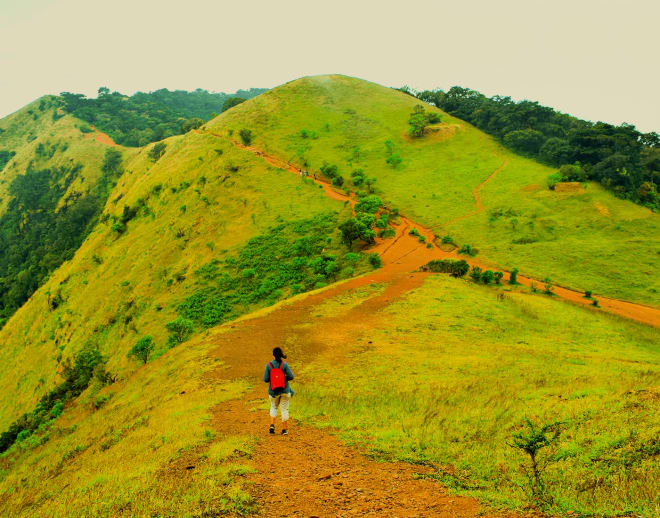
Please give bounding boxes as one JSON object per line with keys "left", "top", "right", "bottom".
{"left": 59, "top": 87, "right": 267, "bottom": 147}
{"left": 409, "top": 86, "right": 660, "bottom": 209}
{"left": 0, "top": 149, "right": 124, "bottom": 328}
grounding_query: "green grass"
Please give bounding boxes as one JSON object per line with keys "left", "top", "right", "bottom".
{"left": 295, "top": 275, "right": 660, "bottom": 515}
{"left": 0, "top": 332, "right": 255, "bottom": 517}
{"left": 209, "top": 74, "right": 660, "bottom": 306}
{"left": 0, "top": 130, "right": 352, "bottom": 430}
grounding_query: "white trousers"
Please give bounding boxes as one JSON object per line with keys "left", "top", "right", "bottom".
{"left": 269, "top": 393, "right": 291, "bottom": 421}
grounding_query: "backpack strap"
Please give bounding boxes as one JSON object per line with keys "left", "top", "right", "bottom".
{"left": 270, "top": 361, "right": 277, "bottom": 370}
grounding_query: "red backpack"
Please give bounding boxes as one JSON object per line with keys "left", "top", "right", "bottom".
{"left": 269, "top": 361, "right": 286, "bottom": 390}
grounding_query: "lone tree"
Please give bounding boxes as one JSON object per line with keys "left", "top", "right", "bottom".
{"left": 408, "top": 105, "right": 428, "bottom": 137}
{"left": 127, "top": 336, "right": 154, "bottom": 365}
{"left": 166, "top": 317, "right": 194, "bottom": 347}
{"left": 239, "top": 128, "right": 253, "bottom": 145}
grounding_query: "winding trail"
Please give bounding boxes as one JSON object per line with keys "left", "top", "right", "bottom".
{"left": 194, "top": 129, "right": 659, "bottom": 516}
{"left": 432, "top": 157, "right": 508, "bottom": 228}
{"left": 209, "top": 130, "right": 660, "bottom": 328}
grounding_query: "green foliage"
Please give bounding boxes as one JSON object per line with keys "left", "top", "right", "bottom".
{"left": 331, "top": 175, "right": 344, "bottom": 186}
{"left": 60, "top": 87, "right": 266, "bottom": 146}
{"left": 386, "top": 152, "right": 402, "bottom": 168}
{"left": 320, "top": 163, "right": 338, "bottom": 179}
{"left": 458, "top": 244, "right": 478, "bottom": 256}
{"left": 408, "top": 105, "right": 428, "bottom": 138}
{"left": 166, "top": 317, "right": 194, "bottom": 347}
{"left": 0, "top": 151, "right": 122, "bottom": 325}
{"left": 509, "top": 418, "right": 563, "bottom": 507}
{"left": 481, "top": 270, "right": 494, "bottom": 284}
{"left": 147, "top": 142, "right": 167, "bottom": 162}
{"left": 0, "top": 150, "right": 16, "bottom": 170}
{"left": 509, "top": 267, "right": 519, "bottom": 285}
{"left": 239, "top": 129, "right": 253, "bottom": 146}
{"left": 546, "top": 173, "right": 562, "bottom": 190}
{"left": 584, "top": 290, "right": 592, "bottom": 298}
{"left": 0, "top": 345, "right": 110, "bottom": 453}
{"left": 417, "top": 85, "right": 659, "bottom": 208}
{"left": 127, "top": 336, "right": 155, "bottom": 365}
{"left": 354, "top": 195, "right": 383, "bottom": 214}
{"left": 469, "top": 266, "right": 483, "bottom": 283}
{"left": 441, "top": 235, "right": 455, "bottom": 244}
{"left": 182, "top": 118, "right": 204, "bottom": 133}
{"left": 222, "top": 97, "right": 246, "bottom": 112}
{"left": 493, "top": 271, "right": 504, "bottom": 284}
{"left": 368, "top": 253, "right": 382, "bottom": 269}
{"left": 177, "top": 215, "right": 370, "bottom": 329}
{"left": 420, "top": 259, "right": 469, "bottom": 277}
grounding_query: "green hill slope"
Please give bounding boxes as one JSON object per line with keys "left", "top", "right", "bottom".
{"left": 207, "top": 75, "right": 659, "bottom": 306}
{"left": 0, "top": 76, "right": 657, "bottom": 517}
{"left": 0, "top": 97, "right": 136, "bottom": 325}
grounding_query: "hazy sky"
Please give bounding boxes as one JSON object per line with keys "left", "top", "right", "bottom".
{"left": 1, "top": 0, "right": 658, "bottom": 132}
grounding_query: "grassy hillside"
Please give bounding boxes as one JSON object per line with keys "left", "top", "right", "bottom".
{"left": 294, "top": 275, "right": 659, "bottom": 515}
{"left": 207, "top": 75, "right": 659, "bottom": 306}
{"left": 0, "top": 127, "right": 369, "bottom": 430}
{"left": 0, "top": 97, "right": 138, "bottom": 325}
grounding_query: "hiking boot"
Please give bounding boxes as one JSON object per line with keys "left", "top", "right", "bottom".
{"left": 281, "top": 429, "right": 288, "bottom": 436}
{"left": 269, "top": 424, "right": 275, "bottom": 434}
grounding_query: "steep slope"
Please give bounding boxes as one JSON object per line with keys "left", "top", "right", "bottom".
{"left": 0, "top": 97, "right": 134, "bottom": 325}
{"left": 0, "top": 128, "right": 367, "bottom": 430}
{"left": 0, "top": 77, "right": 657, "bottom": 517}
{"left": 207, "top": 75, "right": 660, "bottom": 306}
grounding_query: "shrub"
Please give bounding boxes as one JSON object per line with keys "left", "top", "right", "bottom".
{"left": 441, "top": 235, "right": 454, "bottom": 244}
{"left": 508, "top": 418, "right": 563, "bottom": 507}
{"left": 182, "top": 118, "right": 204, "bottom": 133}
{"left": 494, "top": 271, "right": 504, "bottom": 284}
{"left": 379, "top": 228, "right": 396, "bottom": 238}
{"left": 239, "top": 128, "right": 253, "bottom": 145}
{"left": 355, "top": 195, "right": 383, "bottom": 214}
{"left": 546, "top": 173, "right": 562, "bottom": 190}
{"left": 148, "top": 142, "right": 167, "bottom": 162}
{"left": 592, "top": 298, "right": 600, "bottom": 307}
{"left": 509, "top": 267, "right": 519, "bottom": 285}
{"left": 458, "top": 244, "right": 478, "bottom": 256}
{"left": 50, "top": 401, "right": 64, "bottom": 418}
{"left": 368, "top": 253, "right": 382, "bottom": 269}
{"left": 384, "top": 140, "right": 395, "bottom": 155}
{"left": 331, "top": 176, "right": 344, "bottom": 187}
{"left": 543, "top": 278, "right": 554, "bottom": 295}
{"left": 469, "top": 266, "right": 482, "bottom": 282}
{"left": 386, "top": 153, "right": 402, "bottom": 168}
{"left": 481, "top": 270, "right": 494, "bottom": 284}
{"left": 344, "top": 252, "right": 360, "bottom": 263}
{"left": 127, "top": 335, "right": 154, "bottom": 365}
{"left": 408, "top": 105, "right": 428, "bottom": 137}
{"left": 409, "top": 228, "right": 420, "bottom": 237}
{"left": 420, "top": 259, "right": 469, "bottom": 277}
{"left": 318, "top": 164, "right": 337, "bottom": 179}
{"left": 584, "top": 290, "right": 592, "bottom": 298}
{"left": 166, "top": 317, "right": 194, "bottom": 347}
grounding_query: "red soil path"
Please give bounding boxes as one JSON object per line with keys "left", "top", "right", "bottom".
{"left": 220, "top": 133, "right": 659, "bottom": 328}
{"left": 196, "top": 130, "right": 657, "bottom": 516}
{"left": 83, "top": 125, "right": 118, "bottom": 147}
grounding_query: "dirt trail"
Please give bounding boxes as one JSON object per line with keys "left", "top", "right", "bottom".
{"left": 83, "top": 125, "right": 118, "bottom": 147}
{"left": 196, "top": 130, "right": 658, "bottom": 516}
{"left": 205, "top": 270, "right": 522, "bottom": 517}
{"left": 432, "top": 158, "right": 507, "bottom": 228}
{"left": 216, "top": 132, "right": 660, "bottom": 328}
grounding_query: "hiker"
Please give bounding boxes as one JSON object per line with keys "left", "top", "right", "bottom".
{"left": 264, "top": 347, "right": 294, "bottom": 435}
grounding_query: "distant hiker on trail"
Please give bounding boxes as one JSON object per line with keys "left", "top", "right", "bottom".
{"left": 264, "top": 347, "right": 294, "bottom": 435}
